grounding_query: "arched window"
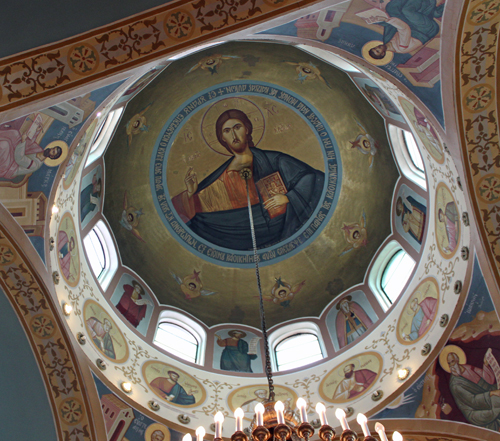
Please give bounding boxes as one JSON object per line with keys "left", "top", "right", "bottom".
{"left": 368, "top": 241, "right": 416, "bottom": 311}
{"left": 381, "top": 249, "right": 415, "bottom": 304}
{"left": 85, "top": 108, "right": 124, "bottom": 167}
{"left": 274, "top": 333, "right": 324, "bottom": 372}
{"left": 389, "top": 125, "right": 426, "bottom": 190}
{"left": 83, "top": 220, "right": 118, "bottom": 290}
{"left": 154, "top": 322, "right": 199, "bottom": 364}
{"left": 83, "top": 228, "right": 106, "bottom": 279}
{"left": 154, "top": 311, "right": 207, "bottom": 365}
{"left": 402, "top": 130, "right": 424, "bottom": 172}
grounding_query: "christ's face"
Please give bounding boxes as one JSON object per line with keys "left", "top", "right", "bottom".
{"left": 133, "top": 286, "right": 142, "bottom": 296}
{"left": 104, "top": 320, "right": 111, "bottom": 332}
{"left": 340, "top": 300, "right": 350, "bottom": 314}
{"left": 221, "top": 119, "right": 248, "bottom": 154}
{"left": 169, "top": 372, "right": 179, "bottom": 382}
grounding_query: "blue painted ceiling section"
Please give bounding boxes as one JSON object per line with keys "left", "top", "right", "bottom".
{"left": 0, "top": 288, "right": 57, "bottom": 441}
{"left": 0, "top": 0, "right": 173, "bottom": 59}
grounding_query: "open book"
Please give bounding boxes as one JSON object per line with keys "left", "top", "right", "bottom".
{"left": 356, "top": 8, "right": 389, "bottom": 24}
{"left": 256, "top": 172, "right": 288, "bottom": 219}
{"left": 485, "top": 348, "right": 500, "bottom": 385}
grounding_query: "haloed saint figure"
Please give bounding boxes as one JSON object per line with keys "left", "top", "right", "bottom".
{"left": 171, "top": 109, "right": 325, "bottom": 250}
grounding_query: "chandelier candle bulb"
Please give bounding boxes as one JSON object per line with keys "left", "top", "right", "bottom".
{"left": 183, "top": 434, "right": 192, "bottom": 441}
{"left": 255, "top": 403, "right": 265, "bottom": 426}
{"left": 335, "top": 408, "right": 349, "bottom": 431}
{"left": 296, "top": 398, "right": 308, "bottom": 423}
{"left": 234, "top": 408, "right": 244, "bottom": 432}
{"left": 275, "top": 401, "right": 285, "bottom": 425}
{"left": 214, "top": 412, "right": 224, "bottom": 438}
{"left": 315, "top": 402, "right": 328, "bottom": 426}
{"left": 392, "top": 431, "right": 403, "bottom": 441}
{"left": 375, "top": 423, "right": 388, "bottom": 441}
{"left": 356, "top": 414, "right": 370, "bottom": 437}
{"left": 196, "top": 426, "right": 205, "bottom": 441}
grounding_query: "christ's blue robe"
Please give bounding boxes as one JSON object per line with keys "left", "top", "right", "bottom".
{"left": 170, "top": 383, "right": 196, "bottom": 405}
{"left": 188, "top": 147, "right": 325, "bottom": 250}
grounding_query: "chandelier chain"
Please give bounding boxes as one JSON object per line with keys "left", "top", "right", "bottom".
{"left": 245, "top": 177, "right": 275, "bottom": 401}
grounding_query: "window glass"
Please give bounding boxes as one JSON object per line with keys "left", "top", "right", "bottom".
{"left": 275, "top": 333, "right": 323, "bottom": 371}
{"left": 155, "top": 322, "right": 199, "bottom": 363}
{"left": 83, "top": 229, "right": 106, "bottom": 279}
{"left": 381, "top": 250, "right": 415, "bottom": 303}
{"left": 403, "top": 130, "right": 424, "bottom": 172}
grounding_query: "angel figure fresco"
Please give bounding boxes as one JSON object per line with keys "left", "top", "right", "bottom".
{"left": 119, "top": 191, "right": 145, "bottom": 243}
{"left": 126, "top": 103, "right": 152, "bottom": 148}
{"left": 171, "top": 270, "right": 217, "bottom": 300}
{"left": 349, "top": 119, "right": 378, "bottom": 168}
{"left": 340, "top": 211, "right": 368, "bottom": 256}
{"left": 187, "top": 54, "right": 240, "bottom": 75}
{"left": 263, "top": 277, "right": 306, "bottom": 308}
{"left": 284, "top": 61, "right": 331, "bottom": 87}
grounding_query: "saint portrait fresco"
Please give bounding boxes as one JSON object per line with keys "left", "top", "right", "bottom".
{"left": 142, "top": 361, "right": 205, "bottom": 408}
{"left": 57, "top": 212, "right": 80, "bottom": 287}
{"left": 435, "top": 182, "right": 460, "bottom": 258}
{"left": 319, "top": 352, "right": 383, "bottom": 403}
{"left": 83, "top": 300, "right": 129, "bottom": 363}
{"left": 110, "top": 273, "right": 154, "bottom": 336}
{"left": 168, "top": 97, "right": 326, "bottom": 251}
{"left": 228, "top": 384, "right": 297, "bottom": 419}
{"left": 395, "top": 184, "right": 427, "bottom": 252}
{"left": 399, "top": 97, "right": 444, "bottom": 164}
{"left": 326, "top": 290, "right": 378, "bottom": 351}
{"left": 397, "top": 278, "right": 439, "bottom": 344}
{"left": 213, "top": 329, "right": 262, "bottom": 373}
{"left": 80, "top": 164, "right": 103, "bottom": 229}
{"left": 63, "top": 120, "right": 97, "bottom": 190}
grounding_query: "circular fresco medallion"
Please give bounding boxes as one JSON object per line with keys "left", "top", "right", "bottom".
{"left": 83, "top": 299, "right": 129, "bottom": 363}
{"left": 435, "top": 182, "right": 460, "bottom": 258}
{"left": 397, "top": 277, "right": 439, "bottom": 345}
{"left": 151, "top": 81, "right": 341, "bottom": 268}
{"left": 399, "top": 97, "right": 444, "bottom": 164}
{"left": 142, "top": 361, "right": 206, "bottom": 408}
{"left": 145, "top": 423, "right": 171, "bottom": 441}
{"left": 227, "top": 384, "right": 298, "bottom": 420}
{"left": 319, "top": 352, "right": 383, "bottom": 404}
{"left": 57, "top": 212, "right": 80, "bottom": 287}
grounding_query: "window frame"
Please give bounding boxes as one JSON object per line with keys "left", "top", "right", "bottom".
{"left": 269, "top": 322, "right": 326, "bottom": 372}
{"left": 85, "top": 108, "right": 124, "bottom": 167}
{"left": 155, "top": 321, "right": 200, "bottom": 364}
{"left": 83, "top": 220, "right": 118, "bottom": 291}
{"left": 368, "top": 240, "right": 415, "bottom": 311}
{"left": 388, "top": 124, "right": 426, "bottom": 190}
{"left": 154, "top": 311, "right": 207, "bottom": 365}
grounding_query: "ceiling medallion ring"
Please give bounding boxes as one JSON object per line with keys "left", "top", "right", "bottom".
{"left": 150, "top": 80, "right": 342, "bottom": 268}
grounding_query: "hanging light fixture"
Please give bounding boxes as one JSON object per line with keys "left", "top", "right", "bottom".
{"left": 185, "top": 169, "right": 403, "bottom": 441}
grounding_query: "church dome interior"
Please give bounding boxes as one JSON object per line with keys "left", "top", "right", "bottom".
{"left": 1, "top": 1, "right": 499, "bottom": 441}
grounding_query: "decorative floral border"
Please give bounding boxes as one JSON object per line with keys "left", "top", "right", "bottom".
{"left": 0, "top": 0, "right": 323, "bottom": 112}
{"left": 456, "top": 0, "right": 500, "bottom": 286}
{"left": 0, "top": 228, "right": 94, "bottom": 441}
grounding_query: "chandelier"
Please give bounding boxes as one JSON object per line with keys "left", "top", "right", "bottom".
{"left": 183, "top": 169, "right": 403, "bottom": 441}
